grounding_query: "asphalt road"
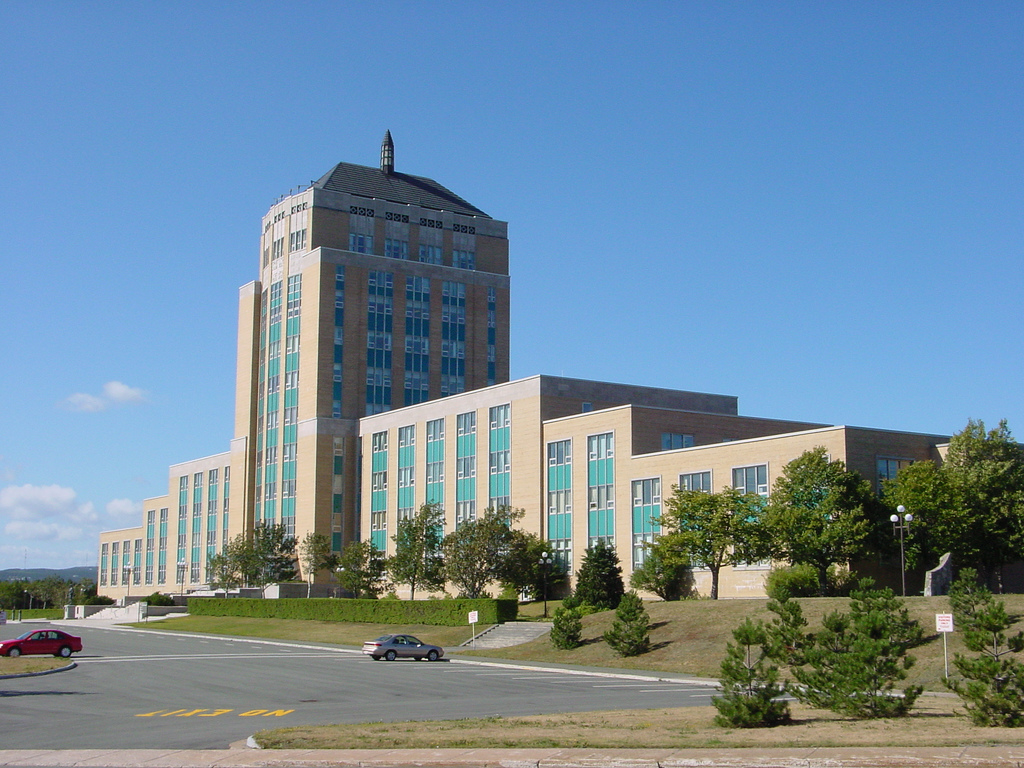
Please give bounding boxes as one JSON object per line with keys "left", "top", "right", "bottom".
{"left": 0, "top": 623, "right": 714, "bottom": 750}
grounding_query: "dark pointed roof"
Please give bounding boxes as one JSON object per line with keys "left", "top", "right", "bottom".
{"left": 313, "top": 161, "right": 489, "bottom": 218}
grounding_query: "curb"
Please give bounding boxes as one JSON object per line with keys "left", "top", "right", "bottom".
{"left": 0, "top": 661, "right": 76, "bottom": 680}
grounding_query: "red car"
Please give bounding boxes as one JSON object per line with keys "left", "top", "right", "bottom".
{"left": 0, "top": 629, "right": 82, "bottom": 658}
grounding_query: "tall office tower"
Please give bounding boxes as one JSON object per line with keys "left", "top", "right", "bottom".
{"left": 229, "top": 133, "right": 510, "bottom": 567}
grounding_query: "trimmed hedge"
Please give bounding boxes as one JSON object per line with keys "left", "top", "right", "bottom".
{"left": 187, "top": 597, "right": 517, "bottom": 626}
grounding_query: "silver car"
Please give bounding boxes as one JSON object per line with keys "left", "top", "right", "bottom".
{"left": 362, "top": 633, "right": 445, "bottom": 661}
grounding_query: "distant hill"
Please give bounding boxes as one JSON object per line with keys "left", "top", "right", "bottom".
{"left": 0, "top": 566, "right": 96, "bottom": 582}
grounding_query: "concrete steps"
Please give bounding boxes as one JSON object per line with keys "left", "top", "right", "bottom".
{"left": 461, "top": 621, "right": 553, "bottom": 649}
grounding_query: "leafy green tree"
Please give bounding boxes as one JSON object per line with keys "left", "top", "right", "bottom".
{"left": 206, "top": 550, "right": 239, "bottom": 590}
{"left": 658, "top": 486, "right": 767, "bottom": 599}
{"left": 629, "top": 544, "right": 695, "bottom": 600}
{"left": 497, "top": 531, "right": 566, "bottom": 599}
{"left": 442, "top": 506, "right": 524, "bottom": 598}
{"left": 250, "top": 522, "right": 298, "bottom": 590}
{"left": 216, "top": 523, "right": 297, "bottom": 592}
{"left": 784, "top": 582, "right": 923, "bottom": 718}
{"left": 714, "top": 617, "right": 791, "bottom": 728}
{"left": 388, "top": 502, "right": 445, "bottom": 599}
{"left": 885, "top": 419, "right": 1024, "bottom": 590}
{"left": 26, "top": 575, "right": 75, "bottom": 608}
{"left": 336, "top": 540, "right": 389, "bottom": 599}
{"left": 945, "top": 569, "right": 1024, "bottom": 726}
{"left": 298, "top": 531, "right": 336, "bottom": 597}
{"left": 763, "top": 447, "right": 879, "bottom": 595}
{"left": 603, "top": 591, "right": 650, "bottom": 656}
{"left": 573, "top": 540, "right": 624, "bottom": 610}
{"left": 550, "top": 605, "right": 583, "bottom": 650}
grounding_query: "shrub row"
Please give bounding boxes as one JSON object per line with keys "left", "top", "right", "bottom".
{"left": 187, "top": 597, "right": 517, "bottom": 626}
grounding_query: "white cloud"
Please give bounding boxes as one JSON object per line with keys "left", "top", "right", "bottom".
{"left": 103, "top": 381, "right": 146, "bottom": 404}
{"left": 63, "top": 392, "right": 107, "bottom": 412}
{"left": 106, "top": 498, "right": 141, "bottom": 518}
{"left": 0, "top": 484, "right": 97, "bottom": 544}
{"left": 61, "top": 381, "right": 147, "bottom": 412}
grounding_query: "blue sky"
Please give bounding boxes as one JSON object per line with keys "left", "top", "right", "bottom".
{"left": 1, "top": 2, "right": 1021, "bottom": 570}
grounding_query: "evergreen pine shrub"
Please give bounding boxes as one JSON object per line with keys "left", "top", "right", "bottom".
{"left": 603, "top": 591, "right": 650, "bottom": 656}
{"left": 713, "top": 618, "right": 791, "bottom": 728}
{"left": 945, "top": 570, "right": 1024, "bottom": 726}
{"left": 573, "top": 541, "right": 624, "bottom": 611}
{"left": 550, "top": 605, "right": 583, "bottom": 650}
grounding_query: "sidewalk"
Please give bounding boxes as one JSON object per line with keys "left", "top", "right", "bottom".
{"left": 2, "top": 745, "right": 1024, "bottom": 767}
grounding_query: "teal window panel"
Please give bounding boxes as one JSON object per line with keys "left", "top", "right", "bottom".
{"left": 284, "top": 389, "right": 298, "bottom": 407}
{"left": 283, "top": 425, "right": 297, "bottom": 444}
{"left": 371, "top": 530, "right": 386, "bottom": 550}
{"left": 332, "top": 532, "right": 342, "bottom": 552}
{"left": 282, "top": 462, "right": 295, "bottom": 480}
{"left": 333, "top": 493, "right": 343, "bottom": 514}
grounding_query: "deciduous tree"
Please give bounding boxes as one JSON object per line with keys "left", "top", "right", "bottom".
{"left": 658, "top": 486, "right": 767, "bottom": 599}
{"left": 298, "top": 531, "right": 335, "bottom": 597}
{"left": 388, "top": 502, "right": 445, "bottom": 600}
{"left": 336, "top": 540, "right": 389, "bottom": 599}
{"left": 763, "top": 447, "right": 878, "bottom": 595}
{"left": 442, "top": 506, "right": 524, "bottom": 598}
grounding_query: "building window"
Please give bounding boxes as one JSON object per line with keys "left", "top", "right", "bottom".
{"left": 370, "top": 431, "right": 388, "bottom": 551}
{"left": 441, "top": 281, "right": 466, "bottom": 396}
{"left": 405, "top": 276, "right": 430, "bottom": 405}
{"left": 385, "top": 238, "right": 409, "bottom": 260}
{"left": 366, "top": 271, "right": 393, "bottom": 414}
{"left": 426, "top": 418, "right": 445, "bottom": 505}
{"left": 452, "top": 249, "right": 475, "bottom": 270}
{"left": 547, "top": 439, "right": 572, "bottom": 570}
{"left": 733, "top": 464, "right": 769, "bottom": 497}
{"left": 349, "top": 233, "right": 373, "bottom": 254}
{"left": 488, "top": 404, "right": 511, "bottom": 507}
{"left": 418, "top": 244, "right": 442, "bottom": 264}
{"left": 661, "top": 433, "right": 694, "bottom": 450}
{"left": 632, "top": 477, "right": 661, "bottom": 569}
{"left": 877, "top": 457, "right": 912, "bottom": 491}
{"left": 587, "top": 432, "right": 615, "bottom": 547}
{"left": 679, "top": 470, "right": 712, "bottom": 493}
{"left": 455, "top": 411, "right": 476, "bottom": 526}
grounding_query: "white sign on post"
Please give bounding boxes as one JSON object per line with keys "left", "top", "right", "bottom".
{"left": 936, "top": 613, "right": 954, "bottom": 678}
{"left": 468, "top": 610, "right": 479, "bottom": 624}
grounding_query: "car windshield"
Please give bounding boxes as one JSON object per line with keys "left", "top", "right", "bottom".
{"left": 14, "top": 631, "right": 34, "bottom": 640}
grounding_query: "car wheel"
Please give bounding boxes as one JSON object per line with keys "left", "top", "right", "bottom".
{"left": 7, "top": 647, "right": 21, "bottom": 658}
{"left": 384, "top": 649, "right": 397, "bottom": 661}
{"left": 57, "top": 646, "right": 72, "bottom": 658}
{"left": 427, "top": 649, "right": 439, "bottom": 661}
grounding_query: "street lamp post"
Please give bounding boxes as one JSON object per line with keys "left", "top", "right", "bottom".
{"left": 890, "top": 505, "right": 914, "bottom": 597}
{"left": 539, "top": 552, "right": 554, "bottom": 618}
{"left": 123, "top": 565, "right": 132, "bottom": 599}
{"left": 177, "top": 560, "right": 187, "bottom": 602}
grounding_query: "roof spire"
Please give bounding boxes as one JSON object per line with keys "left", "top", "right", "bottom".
{"left": 380, "top": 130, "right": 394, "bottom": 175}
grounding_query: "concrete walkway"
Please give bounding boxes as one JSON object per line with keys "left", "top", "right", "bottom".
{"left": 2, "top": 745, "right": 1024, "bottom": 767}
